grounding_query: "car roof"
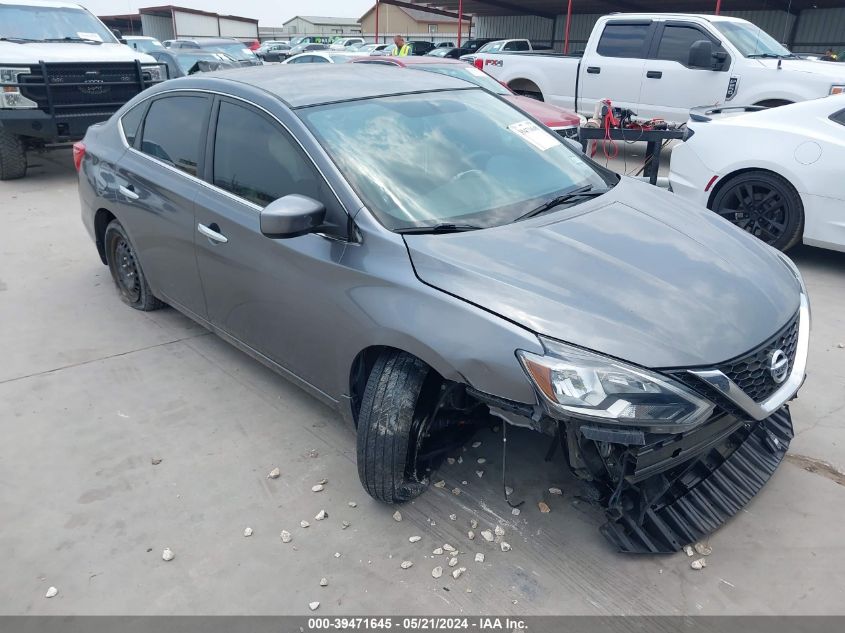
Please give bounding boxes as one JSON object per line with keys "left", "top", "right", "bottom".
{"left": 355, "top": 56, "right": 464, "bottom": 67}
{"left": 180, "top": 38, "right": 243, "bottom": 45}
{"left": 198, "top": 63, "right": 474, "bottom": 108}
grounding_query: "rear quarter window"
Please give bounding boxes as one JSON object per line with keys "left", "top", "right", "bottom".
{"left": 830, "top": 109, "right": 845, "bottom": 126}
{"left": 120, "top": 103, "right": 146, "bottom": 146}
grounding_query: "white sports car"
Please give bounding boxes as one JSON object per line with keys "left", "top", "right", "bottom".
{"left": 669, "top": 96, "right": 845, "bottom": 252}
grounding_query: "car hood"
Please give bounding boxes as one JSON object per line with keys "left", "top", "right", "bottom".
{"left": 504, "top": 94, "right": 581, "bottom": 128}
{"left": 0, "top": 42, "right": 156, "bottom": 64}
{"left": 754, "top": 57, "right": 845, "bottom": 80}
{"left": 404, "top": 179, "right": 800, "bottom": 369}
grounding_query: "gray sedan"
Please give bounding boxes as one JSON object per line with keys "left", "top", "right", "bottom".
{"left": 75, "top": 65, "right": 809, "bottom": 553}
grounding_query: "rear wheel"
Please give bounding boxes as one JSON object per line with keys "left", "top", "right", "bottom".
{"left": 0, "top": 128, "right": 27, "bottom": 180}
{"left": 104, "top": 220, "right": 165, "bottom": 311}
{"left": 710, "top": 171, "right": 803, "bottom": 251}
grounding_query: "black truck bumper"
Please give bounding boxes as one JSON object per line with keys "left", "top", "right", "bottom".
{"left": 600, "top": 407, "right": 793, "bottom": 553}
{"left": 0, "top": 109, "right": 111, "bottom": 142}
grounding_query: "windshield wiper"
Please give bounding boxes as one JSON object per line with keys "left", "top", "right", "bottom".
{"left": 747, "top": 53, "right": 795, "bottom": 59}
{"left": 0, "top": 36, "right": 43, "bottom": 43}
{"left": 515, "top": 185, "right": 609, "bottom": 222}
{"left": 41, "top": 37, "right": 102, "bottom": 44}
{"left": 396, "top": 223, "right": 483, "bottom": 235}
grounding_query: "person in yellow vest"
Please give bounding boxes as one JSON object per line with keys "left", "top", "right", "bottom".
{"left": 391, "top": 34, "right": 411, "bottom": 57}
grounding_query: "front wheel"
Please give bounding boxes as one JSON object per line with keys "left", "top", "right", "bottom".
{"left": 710, "top": 171, "right": 804, "bottom": 251}
{"left": 356, "top": 351, "right": 446, "bottom": 504}
{"left": 0, "top": 128, "right": 27, "bottom": 180}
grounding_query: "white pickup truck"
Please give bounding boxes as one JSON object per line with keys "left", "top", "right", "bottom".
{"left": 471, "top": 13, "right": 845, "bottom": 123}
{"left": 0, "top": 0, "right": 164, "bottom": 179}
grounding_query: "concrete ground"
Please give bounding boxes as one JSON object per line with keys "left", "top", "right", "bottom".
{"left": 1, "top": 148, "right": 844, "bottom": 616}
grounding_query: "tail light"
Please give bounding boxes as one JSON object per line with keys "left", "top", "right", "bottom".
{"left": 474, "top": 58, "right": 484, "bottom": 70}
{"left": 72, "top": 141, "right": 85, "bottom": 172}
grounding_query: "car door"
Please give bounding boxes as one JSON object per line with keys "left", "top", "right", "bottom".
{"left": 114, "top": 92, "right": 211, "bottom": 319}
{"left": 578, "top": 20, "right": 655, "bottom": 116}
{"left": 637, "top": 21, "right": 733, "bottom": 121}
{"left": 193, "top": 97, "right": 351, "bottom": 387}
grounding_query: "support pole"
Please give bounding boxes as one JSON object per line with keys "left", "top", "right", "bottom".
{"left": 563, "top": 0, "right": 573, "bottom": 54}
{"left": 715, "top": 0, "right": 721, "bottom": 15}
{"left": 375, "top": 0, "right": 380, "bottom": 43}
{"left": 458, "top": 0, "right": 463, "bottom": 47}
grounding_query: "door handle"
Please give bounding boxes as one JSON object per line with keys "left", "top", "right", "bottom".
{"left": 586, "top": 66, "right": 601, "bottom": 74}
{"left": 646, "top": 70, "right": 663, "bottom": 79}
{"left": 118, "top": 184, "right": 139, "bottom": 200}
{"left": 198, "top": 222, "right": 228, "bottom": 244}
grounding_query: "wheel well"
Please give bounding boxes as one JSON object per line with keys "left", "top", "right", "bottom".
{"left": 349, "top": 346, "right": 443, "bottom": 426}
{"left": 507, "top": 78, "right": 544, "bottom": 101}
{"left": 753, "top": 99, "right": 793, "bottom": 108}
{"left": 707, "top": 167, "right": 794, "bottom": 209}
{"left": 94, "top": 208, "right": 116, "bottom": 265}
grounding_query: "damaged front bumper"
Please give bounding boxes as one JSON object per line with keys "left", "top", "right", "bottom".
{"left": 599, "top": 406, "right": 793, "bottom": 553}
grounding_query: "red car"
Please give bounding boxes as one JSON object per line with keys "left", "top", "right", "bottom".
{"left": 352, "top": 56, "right": 581, "bottom": 138}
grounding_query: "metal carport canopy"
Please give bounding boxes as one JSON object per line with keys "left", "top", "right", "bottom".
{"left": 396, "top": 0, "right": 844, "bottom": 52}
{"left": 397, "top": 0, "right": 844, "bottom": 16}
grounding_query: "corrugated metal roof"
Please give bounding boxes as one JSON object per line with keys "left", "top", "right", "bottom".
{"left": 285, "top": 16, "right": 361, "bottom": 26}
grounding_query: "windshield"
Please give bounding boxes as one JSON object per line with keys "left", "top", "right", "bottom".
{"left": 301, "top": 90, "right": 607, "bottom": 231}
{"left": 477, "top": 41, "right": 504, "bottom": 54}
{"left": 175, "top": 52, "right": 224, "bottom": 73}
{"left": 130, "top": 38, "right": 164, "bottom": 53}
{"left": 713, "top": 21, "right": 792, "bottom": 57}
{"left": 204, "top": 42, "right": 256, "bottom": 61}
{"left": 0, "top": 4, "right": 116, "bottom": 42}
{"left": 415, "top": 64, "right": 509, "bottom": 95}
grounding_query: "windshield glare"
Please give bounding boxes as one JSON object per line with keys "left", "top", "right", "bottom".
{"left": 0, "top": 4, "right": 116, "bottom": 42}
{"left": 417, "top": 65, "right": 509, "bottom": 95}
{"left": 302, "top": 90, "right": 606, "bottom": 231}
{"left": 207, "top": 43, "right": 256, "bottom": 60}
{"left": 714, "top": 21, "right": 792, "bottom": 57}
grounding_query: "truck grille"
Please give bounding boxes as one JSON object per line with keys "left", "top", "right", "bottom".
{"left": 19, "top": 62, "right": 154, "bottom": 116}
{"left": 716, "top": 312, "right": 800, "bottom": 403}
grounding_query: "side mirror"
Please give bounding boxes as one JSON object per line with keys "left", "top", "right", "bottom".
{"left": 689, "top": 39, "right": 714, "bottom": 69}
{"left": 111, "top": 28, "right": 124, "bottom": 41}
{"left": 260, "top": 194, "right": 326, "bottom": 239}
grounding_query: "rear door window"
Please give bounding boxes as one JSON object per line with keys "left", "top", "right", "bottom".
{"left": 139, "top": 95, "right": 210, "bottom": 177}
{"left": 597, "top": 22, "right": 652, "bottom": 58}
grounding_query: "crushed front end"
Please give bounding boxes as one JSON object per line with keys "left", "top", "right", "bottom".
{"left": 505, "top": 287, "right": 809, "bottom": 554}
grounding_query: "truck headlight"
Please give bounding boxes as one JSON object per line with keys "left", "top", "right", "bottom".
{"left": 141, "top": 64, "right": 165, "bottom": 82}
{"left": 0, "top": 67, "right": 37, "bottom": 109}
{"left": 830, "top": 85, "right": 845, "bottom": 95}
{"left": 518, "top": 338, "right": 713, "bottom": 429}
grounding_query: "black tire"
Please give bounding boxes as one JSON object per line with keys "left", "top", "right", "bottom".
{"left": 356, "top": 350, "right": 437, "bottom": 504}
{"left": 710, "top": 171, "right": 804, "bottom": 251}
{"left": 0, "top": 128, "right": 27, "bottom": 180}
{"left": 104, "top": 220, "right": 165, "bottom": 311}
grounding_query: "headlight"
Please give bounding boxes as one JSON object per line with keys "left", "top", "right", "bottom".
{"left": 142, "top": 64, "right": 164, "bottom": 82}
{"left": 0, "top": 67, "right": 37, "bottom": 109}
{"left": 518, "top": 338, "right": 714, "bottom": 429}
{"left": 830, "top": 85, "right": 845, "bottom": 95}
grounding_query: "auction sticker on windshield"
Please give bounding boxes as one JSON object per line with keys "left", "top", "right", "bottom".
{"left": 77, "top": 32, "right": 103, "bottom": 42}
{"left": 508, "top": 120, "right": 558, "bottom": 152}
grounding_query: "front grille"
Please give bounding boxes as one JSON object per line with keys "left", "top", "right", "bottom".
{"left": 19, "top": 62, "right": 152, "bottom": 116}
{"left": 717, "top": 312, "right": 800, "bottom": 403}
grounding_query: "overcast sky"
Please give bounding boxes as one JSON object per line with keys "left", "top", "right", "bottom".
{"left": 83, "top": 1, "right": 375, "bottom": 26}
